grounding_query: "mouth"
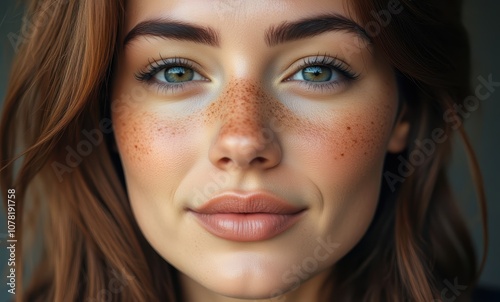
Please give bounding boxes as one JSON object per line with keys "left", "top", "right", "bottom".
{"left": 188, "top": 191, "right": 306, "bottom": 242}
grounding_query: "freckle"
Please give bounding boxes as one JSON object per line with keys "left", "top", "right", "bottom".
{"left": 371, "top": 121, "right": 374, "bottom": 125}
{"left": 347, "top": 126, "right": 351, "bottom": 130}
{"left": 201, "top": 78, "right": 315, "bottom": 137}
{"left": 341, "top": 153, "right": 344, "bottom": 157}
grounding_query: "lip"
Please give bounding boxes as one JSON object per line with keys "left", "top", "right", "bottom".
{"left": 189, "top": 191, "right": 306, "bottom": 242}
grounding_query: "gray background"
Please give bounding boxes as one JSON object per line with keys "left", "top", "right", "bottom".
{"left": 0, "top": 0, "right": 498, "bottom": 299}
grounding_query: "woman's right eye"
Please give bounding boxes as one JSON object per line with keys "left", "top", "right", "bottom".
{"left": 135, "top": 57, "right": 209, "bottom": 93}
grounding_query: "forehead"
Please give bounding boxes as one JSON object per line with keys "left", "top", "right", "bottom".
{"left": 123, "top": 0, "right": 353, "bottom": 34}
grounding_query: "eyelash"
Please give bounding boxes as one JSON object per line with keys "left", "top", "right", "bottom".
{"left": 286, "top": 54, "right": 359, "bottom": 91}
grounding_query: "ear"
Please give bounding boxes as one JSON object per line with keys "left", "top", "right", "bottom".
{"left": 387, "top": 106, "right": 410, "bottom": 153}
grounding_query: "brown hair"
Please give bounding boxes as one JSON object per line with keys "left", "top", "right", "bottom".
{"left": 1, "top": 0, "right": 487, "bottom": 301}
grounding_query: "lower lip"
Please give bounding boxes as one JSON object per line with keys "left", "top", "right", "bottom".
{"left": 191, "top": 212, "right": 304, "bottom": 242}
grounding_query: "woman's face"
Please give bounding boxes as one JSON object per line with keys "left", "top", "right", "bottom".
{"left": 112, "top": 0, "right": 407, "bottom": 300}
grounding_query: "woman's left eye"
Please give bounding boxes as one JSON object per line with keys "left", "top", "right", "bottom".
{"left": 290, "top": 65, "right": 338, "bottom": 82}
{"left": 154, "top": 66, "right": 205, "bottom": 83}
{"left": 284, "top": 56, "right": 358, "bottom": 91}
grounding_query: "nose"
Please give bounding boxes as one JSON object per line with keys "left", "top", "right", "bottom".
{"left": 208, "top": 82, "right": 282, "bottom": 171}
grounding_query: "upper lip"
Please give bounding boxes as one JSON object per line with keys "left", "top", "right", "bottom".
{"left": 190, "top": 191, "right": 305, "bottom": 214}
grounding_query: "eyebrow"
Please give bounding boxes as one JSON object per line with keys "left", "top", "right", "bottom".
{"left": 123, "top": 14, "right": 370, "bottom": 48}
{"left": 265, "top": 14, "right": 371, "bottom": 46}
{"left": 124, "top": 18, "right": 220, "bottom": 47}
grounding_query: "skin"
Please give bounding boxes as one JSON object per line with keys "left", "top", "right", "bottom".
{"left": 111, "top": 0, "right": 409, "bottom": 301}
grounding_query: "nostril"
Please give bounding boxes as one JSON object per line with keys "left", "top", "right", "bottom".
{"left": 251, "top": 157, "right": 267, "bottom": 165}
{"left": 219, "top": 157, "right": 231, "bottom": 165}
{"left": 218, "top": 157, "right": 239, "bottom": 170}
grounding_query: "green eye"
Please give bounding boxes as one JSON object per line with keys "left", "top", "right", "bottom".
{"left": 302, "top": 66, "right": 333, "bottom": 81}
{"left": 155, "top": 66, "right": 204, "bottom": 83}
{"left": 293, "top": 65, "right": 336, "bottom": 82}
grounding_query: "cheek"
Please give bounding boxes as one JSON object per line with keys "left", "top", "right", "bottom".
{"left": 112, "top": 105, "right": 201, "bottom": 194}
{"left": 327, "top": 106, "right": 390, "bottom": 161}
{"left": 113, "top": 111, "right": 153, "bottom": 163}
{"left": 293, "top": 103, "right": 393, "bottom": 178}
{"left": 291, "top": 101, "right": 395, "bottom": 239}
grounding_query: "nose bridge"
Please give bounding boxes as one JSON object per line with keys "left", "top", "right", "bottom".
{"left": 218, "top": 79, "right": 270, "bottom": 139}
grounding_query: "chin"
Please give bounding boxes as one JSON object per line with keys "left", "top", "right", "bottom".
{"left": 174, "top": 250, "right": 311, "bottom": 299}
{"left": 200, "top": 277, "right": 299, "bottom": 300}
{"left": 177, "top": 249, "right": 331, "bottom": 301}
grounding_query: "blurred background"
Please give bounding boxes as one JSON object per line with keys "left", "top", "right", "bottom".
{"left": 0, "top": 0, "right": 499, "bottom": 300}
